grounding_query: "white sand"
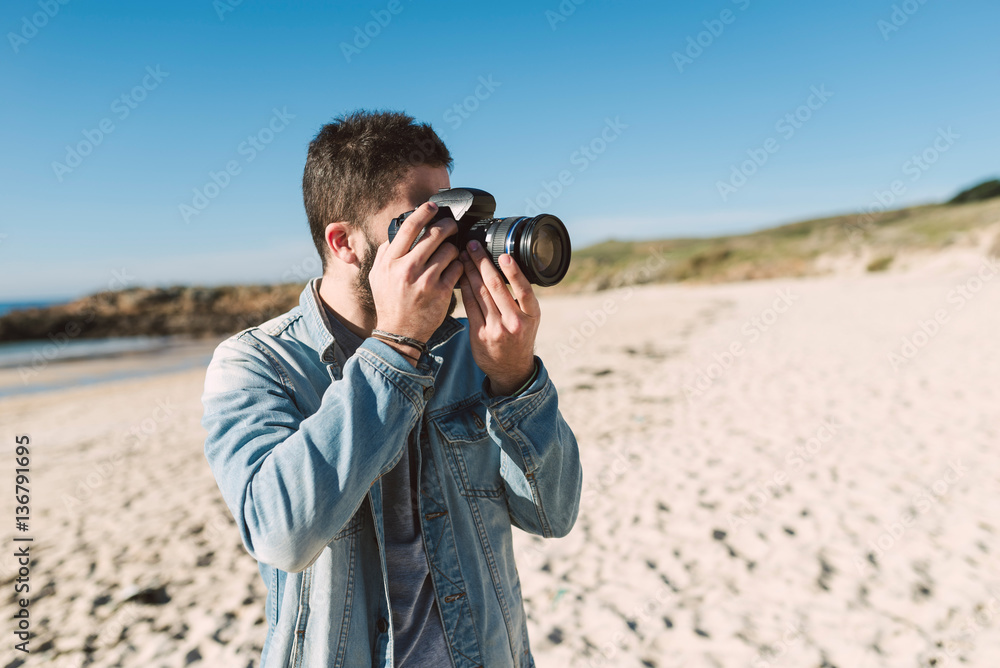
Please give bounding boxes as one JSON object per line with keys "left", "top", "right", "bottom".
{"left": 2, "top": 263, "right": 999, "bottom": 667}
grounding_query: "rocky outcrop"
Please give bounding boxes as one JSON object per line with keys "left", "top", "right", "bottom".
{"left": 0, "top": 284, "right": 305, "bottom": 343}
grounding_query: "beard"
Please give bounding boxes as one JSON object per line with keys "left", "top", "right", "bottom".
{"left": 355, "top": 231, "right": 458, "bottom": 324}
{"left": 354, "top": 230, "right": 379, "bottom": 322}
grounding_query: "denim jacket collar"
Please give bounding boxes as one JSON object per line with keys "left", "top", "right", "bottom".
{"left": 301, "top": 277, "right": 465, "bottom": 376}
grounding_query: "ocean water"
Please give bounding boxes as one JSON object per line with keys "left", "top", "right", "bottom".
{"left": 0, "top": 297, "right": 177, "bottom": 369}
{"left": 0, "top": 336, "right": 178, "bottom": 369}
{"left": 0, "top": 299, "right": 68, "bottom": 317}
{"left": 0, "top": 299, "right": 167, "bottom": 367}
{"left": 0, "top": 300, "right": 219, "bottom": 397}
{"left": 0, "top": 335, "right": 220, "bottom": 399}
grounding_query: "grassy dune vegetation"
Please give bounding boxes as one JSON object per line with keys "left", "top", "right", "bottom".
{"left": 552, "top": 195, "right": 1000, "bottom": 293}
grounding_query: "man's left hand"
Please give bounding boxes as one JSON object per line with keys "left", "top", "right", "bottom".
{"left": 458, "top": 240, "right": 540, "bottom": 396}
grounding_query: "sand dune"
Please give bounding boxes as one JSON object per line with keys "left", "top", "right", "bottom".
{"left": 2, "top": 264, "right": 998, "bottom": 667}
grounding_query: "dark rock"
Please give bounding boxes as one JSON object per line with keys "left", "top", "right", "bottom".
{"left": 124, "top": 585, "right": 171, "bottom": 605}
{"left": 0, "top": 283, "right": 305, "bottom": 342}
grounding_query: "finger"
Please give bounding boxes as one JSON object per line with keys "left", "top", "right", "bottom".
{"left": 458, "top": 275, "right": 485, "bottom": 330}
{"left": 441, "top": 258, "right": 464, "bottom": 288}
{"left": 497, "top": 253, "right": 540, "bottom": 318}
{"left": 369, "top": 240, "right": 388, "bottom": 275}
{"left": 467, "top": 240, "right": 519, "bottom": 316}
{"left": 386, "top": 202, "right": 439, "bottom": 260}
{"left": 460, "top": 248, "right": 499, "bottom": 320}
{"left": 409, "top": 217, "right": 458, "bottom": 267}
{"left": 424, "top": 241, "right": 460, "bottom": 281}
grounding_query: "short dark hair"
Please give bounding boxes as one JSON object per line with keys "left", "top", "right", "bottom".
{"left": 302, "top": 110, "right": 452, "bottom": 269}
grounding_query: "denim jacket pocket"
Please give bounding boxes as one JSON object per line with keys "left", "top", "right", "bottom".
{"left": 431, "top": 399, "right": 504, "bottom": 498}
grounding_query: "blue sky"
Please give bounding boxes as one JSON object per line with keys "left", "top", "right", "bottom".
{"left": 1, "top": 0, "right": 998, "bottom": 301}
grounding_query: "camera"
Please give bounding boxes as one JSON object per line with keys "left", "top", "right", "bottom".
{"left": 387, "top": 187, "right": 571, "bottom": 287}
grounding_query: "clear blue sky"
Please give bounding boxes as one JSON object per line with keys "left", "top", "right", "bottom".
{"left": 1, "top": 0, "right": 998, "bottom": 301}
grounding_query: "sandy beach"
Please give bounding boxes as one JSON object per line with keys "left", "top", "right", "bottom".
{"left": 2, "top": 261, "right": 999, "bottom": 667}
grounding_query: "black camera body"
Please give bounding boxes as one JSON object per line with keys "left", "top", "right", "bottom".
{"left": 387, "top": 187, "right": 571, "bottom": 287}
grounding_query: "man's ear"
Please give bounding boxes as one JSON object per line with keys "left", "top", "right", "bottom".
{"left": 324, "top": 222, "right": 363, "bottom": 267}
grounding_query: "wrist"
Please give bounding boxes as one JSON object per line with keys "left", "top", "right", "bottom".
{"left": 488, "top": 358, "right": 538, "bottom": 397}
{"left": 369, "top": 336, "right": 422, "bottom": 367}
{"left": 370, "top": 328, "right": 427, "bottom": 368}
{"left": 382, "top": 340, "right": 421, "bottom": 367}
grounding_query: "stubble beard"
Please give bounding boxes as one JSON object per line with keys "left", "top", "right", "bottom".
{"left": 355, "top": 231, "right": 458, "bottom": 327}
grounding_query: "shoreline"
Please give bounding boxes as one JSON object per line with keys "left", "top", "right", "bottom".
{"left": 0, "top": 337, "right": 223, "bottom": 399}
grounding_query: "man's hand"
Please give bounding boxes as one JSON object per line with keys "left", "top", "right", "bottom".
{"left": 369, "top": 202, "right": 464, "bottom": 357}
{"left": 458, "top": 240, "right": 540, "bottom": 396}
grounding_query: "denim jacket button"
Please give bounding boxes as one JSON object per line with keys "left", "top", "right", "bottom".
{"left": 377, "top": 617, "right": 389, "bottom": 634}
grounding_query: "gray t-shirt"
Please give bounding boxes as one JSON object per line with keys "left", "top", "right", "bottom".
{"left": 322, "top": 305, "right": 452, "bottom": 668}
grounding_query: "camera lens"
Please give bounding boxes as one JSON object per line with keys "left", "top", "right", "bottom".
{"left": 529, "top": 221, "right": 563, "bottom": 280}
{"left": 479, "top": 215, "right": 571, "bottom": 287}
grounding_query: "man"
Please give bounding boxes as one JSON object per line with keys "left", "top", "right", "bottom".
{"left": 201, "top": 110, "right": 582, "bottom": 667}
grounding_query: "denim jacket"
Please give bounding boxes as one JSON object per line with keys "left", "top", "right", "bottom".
{"left": 201, "top": 279, "right": 582, "bottom": 667}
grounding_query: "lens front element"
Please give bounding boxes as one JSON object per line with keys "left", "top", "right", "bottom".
{"left": 517, "top": 215, "right": 571, "bottom": 287}
{"left": 531, "top": 225, "right": 560, "bottom": 277}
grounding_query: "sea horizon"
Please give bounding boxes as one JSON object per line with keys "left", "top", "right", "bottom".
{"left": 0, "top": 298, "right": 70, "bottom": 317}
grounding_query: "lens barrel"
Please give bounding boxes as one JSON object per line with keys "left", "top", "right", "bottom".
{"left": 475, "top": 214, "right": 571, "bottom": 287}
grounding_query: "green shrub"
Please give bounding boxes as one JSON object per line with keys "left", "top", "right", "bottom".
{"left": 949, "top": 179, "right": 1000, "bottom": 205}
{"left": 867, "top": 255, "right": 893, "bottom": 272}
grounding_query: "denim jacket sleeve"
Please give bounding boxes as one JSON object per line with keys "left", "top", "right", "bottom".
{"left": 481, "top": 356, "right": 582, "bottom": 538}
{"left": 201, "top": 332, "right": 433, "bottom": 573}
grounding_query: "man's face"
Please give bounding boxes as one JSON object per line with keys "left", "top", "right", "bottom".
{"left": 368, "top": 164, "right": 451, "bottom": 245}
{"left": 354, "top": 164, "right": 454, "bottom": 320}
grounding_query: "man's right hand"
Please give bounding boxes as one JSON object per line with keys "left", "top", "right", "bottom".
{"left": 368, "top": 201, "right": 465, "bottom": 353}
